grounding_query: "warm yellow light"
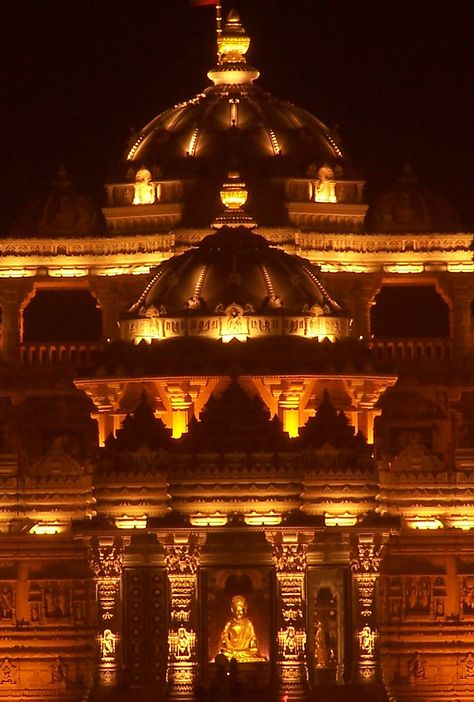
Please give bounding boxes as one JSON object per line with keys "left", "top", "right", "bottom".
{"left": 244, "top": 512, "right": 282, "bottom": 526}
{"left": 30, "top": 521, "right": 66, "bottom": 535}
{"left": 131, "top": 265, "right": 152, "bottom": 275}
{"left": 406, "top": 517, "right": 443, "bottom": 530}
{"left": 189, "top": 513, "right": 228, "bottom": 527}
{"left": 446, "top": 516, "right": 474, "bottom": 531}
{"left": 217, "top": 34, "right": 250, "bottom": 58}
{"left": 0, "top": 269, "right": 36, "bottom": 278}
{"left": 133, "top": 168, "right": 155, "bottom": 205}
{"left": 447, "top": 263, "right": 474, "bottom": 272}
{"left": 48, "top": 268, "right": 89, "bottom": 277}
{"left": 221, "top": 333, "right": 247, "bottom": 343}
{"left": 220, "top": 175, "right": 248, "bottom": 210}
{"left": 115, "top": 515, "right": 147, "bottom": 529}
{"left": 325, "top": 512, "right": 358, "bottom": 527}
{"left": 187, "top": 128, "right": 200, "bottom": 156}
{"left": 385, "top": 264, "right": 424, "bottom": 274}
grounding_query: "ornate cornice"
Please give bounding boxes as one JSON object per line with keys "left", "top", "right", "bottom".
{"left": 1, "top": 230, "right": 472, "bottom": 278}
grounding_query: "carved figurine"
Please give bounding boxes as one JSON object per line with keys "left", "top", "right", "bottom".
{"left": 408, "top": 652, "right": 426, "bottom": 684}
{"left": 0, "top": 585, "right": 13, "bottom": 619}
{"left": 219, "top": 595, "right": 263, "bottom": 661}
{"left": 358, "top": 625, "right": 375, "bottom": 657}
{"left": 133, "top": 168, "right": 155, "bottom": 205}
{"left": 101, "top": 628, "right": 116, "bottom": 659}
{"left": 315, "top": 619, "right": 328, "bottom": 667}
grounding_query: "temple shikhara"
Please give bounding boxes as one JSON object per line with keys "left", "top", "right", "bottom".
{"left": 2, "top": 7, "right": 474, "bottom": 702}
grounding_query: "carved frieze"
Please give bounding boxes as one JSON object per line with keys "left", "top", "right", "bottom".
{"left": 350, "top": 536, "right": 383, "bottom": 575}
{"left": 27, "top": 579, "right": 89, "bottom": 626}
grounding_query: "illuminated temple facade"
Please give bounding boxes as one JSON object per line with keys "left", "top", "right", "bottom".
{"left": 2, "top": 11, "right": 474, "bottom": 702}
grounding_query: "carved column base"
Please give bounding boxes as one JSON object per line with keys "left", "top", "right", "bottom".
{"left": 279, "top": 661, "right": 307, "bottom": 698}
{"left": 356, "top": 660, "right": 377, "bottom": 683}
{"left": 98, "top": 665, "right": 118, "bottom": 687}
{"left": 167, "top": 661, "right": 197, "bottom": 699}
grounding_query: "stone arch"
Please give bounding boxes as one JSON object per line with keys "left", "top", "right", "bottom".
{"left": 23, "top": 284, "right": 102, "bottom": 342}
{"left": 371, "top": 284, "right": 450, "bottom": 338}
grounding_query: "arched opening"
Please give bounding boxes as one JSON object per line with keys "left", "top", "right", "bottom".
{"left": 23, "top": 289, "right": 102, "bottom": 342}
{"left": 371, "top": 285, "right": 450, "bottom": 338}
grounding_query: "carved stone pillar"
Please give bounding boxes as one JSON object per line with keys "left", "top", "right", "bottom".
{"left": 355, "top": 279, "right": 380, "bottom": 341}
{"left": 89, "top": 278, "right": 122, "bottom": 342}
{"left": 450, "top": 284, "right": 474, "bottom": 359}
{"left": 166, "top": 383, "right": 193, "bottom": 439}
{"left": 88, "top": 537, "right": 125, "bottom": 688}
{"left": 0, "top": 281, "right": 34, "bottom": 365}
{"left": 350, "top": 533, "right": 384, "bottom": 683}
{"left": 161, "top": 535, "right": 201, "bottom": 699}
{"left": 269, "top": 533, "right": 309, "bottom": 699}
{"left": 278, "top": 382, "right": 305, "bottom": 437}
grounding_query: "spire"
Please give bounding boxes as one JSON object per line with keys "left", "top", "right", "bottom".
{"left": 212, "top": 171, "right": 257, "bottom": 229}
{"left": 208, "top": 10, "right": 260, "bottom": 86}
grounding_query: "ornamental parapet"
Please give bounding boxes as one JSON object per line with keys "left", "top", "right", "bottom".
{"left": 297, "top": 232, "right": 472, "bottom": 255}
{"left": 297, "top": 231, "right": 474, "bottom": 272}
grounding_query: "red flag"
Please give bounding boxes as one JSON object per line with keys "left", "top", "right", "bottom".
{"left": 191, "top": 0, "right": 217, "bottom": 5}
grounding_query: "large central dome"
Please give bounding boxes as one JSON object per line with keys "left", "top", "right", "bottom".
{"left": 125, "top": 11, "right": 351, "bottom": 187}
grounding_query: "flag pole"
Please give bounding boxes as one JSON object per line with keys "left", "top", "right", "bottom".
{"left": 216, "top": 2, "right": 222, "bottom": 58}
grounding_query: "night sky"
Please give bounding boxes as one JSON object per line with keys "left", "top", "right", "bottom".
{"left": 2, "top": 0, "right": 473, "bottom": 230}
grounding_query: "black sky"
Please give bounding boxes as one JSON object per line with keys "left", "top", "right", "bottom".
{"left": 2, "top": 0, "right": 473, "bottom": 230}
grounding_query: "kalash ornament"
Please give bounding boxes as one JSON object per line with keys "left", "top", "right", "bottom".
{"left": 208, "top": 10, "right": 260, "bottom": 86}
{"left": 212, "top": 171, "right": 257, "bottom": 229}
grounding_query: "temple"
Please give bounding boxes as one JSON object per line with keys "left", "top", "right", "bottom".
{"left": 1, "top": 8, "right": 474, "bottom": 702}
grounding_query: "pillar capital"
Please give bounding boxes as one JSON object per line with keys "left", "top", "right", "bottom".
{"left": 88, "top": 537, "right": 126, "bottom": 581}
{"left": 0, "top": 279, "right": 34, "bottom": 364}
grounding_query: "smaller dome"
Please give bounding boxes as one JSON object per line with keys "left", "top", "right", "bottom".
{"left": 366, "top": 164, "right": 460, "bottom": 233}
{"left": 10, "top": 168, "right": 106, "bottom": 238}
{"left": 121, "top": 181, "right": 349, "bottom": 345}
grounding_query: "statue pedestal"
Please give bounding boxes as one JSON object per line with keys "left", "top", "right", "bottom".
{"left": 209, "top": 660, "right": 271, "bottom": 697}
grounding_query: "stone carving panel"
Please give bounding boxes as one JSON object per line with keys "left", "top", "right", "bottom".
{"left": 461, "top": 576, "right": 474, "bottom": 617}
{"left": 27, "top": 579, "right": 90, "bottom": 626}
{"left": 405, "top": 577, "right": 431, "bottom": 615}
{"left": 0, "top": 583, "right": 14, "bottom": 622}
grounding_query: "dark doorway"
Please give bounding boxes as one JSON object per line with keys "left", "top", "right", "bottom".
{"left": 23, "top": 289, "right": 102, "bottom": 342}
{"left": 371, "top": 285, "right": 450, "bottom": 338}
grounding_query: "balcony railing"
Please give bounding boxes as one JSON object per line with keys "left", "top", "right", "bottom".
{"left": 370, "top": 338, "right": 452, "bottom": 362}
{"left": 20, "top": 342, "right": 102, "bottom": 368}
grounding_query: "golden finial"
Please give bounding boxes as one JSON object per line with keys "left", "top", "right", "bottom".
{"left": 208, "top": 10, "right": 260, "bottom": 86}
{"left": 212, "top": 172, "right": 256, "bottom": 229}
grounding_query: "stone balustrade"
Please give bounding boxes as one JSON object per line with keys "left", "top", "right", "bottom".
{"left": 370, "top": 337, "right": 453, "bottom": 362}
{"left": 20, "top": 341, "right": 102, "bottom": 367}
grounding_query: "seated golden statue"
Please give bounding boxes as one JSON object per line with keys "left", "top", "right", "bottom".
{"left": 220, "top": 595, "right": 264, "bottom": 661}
